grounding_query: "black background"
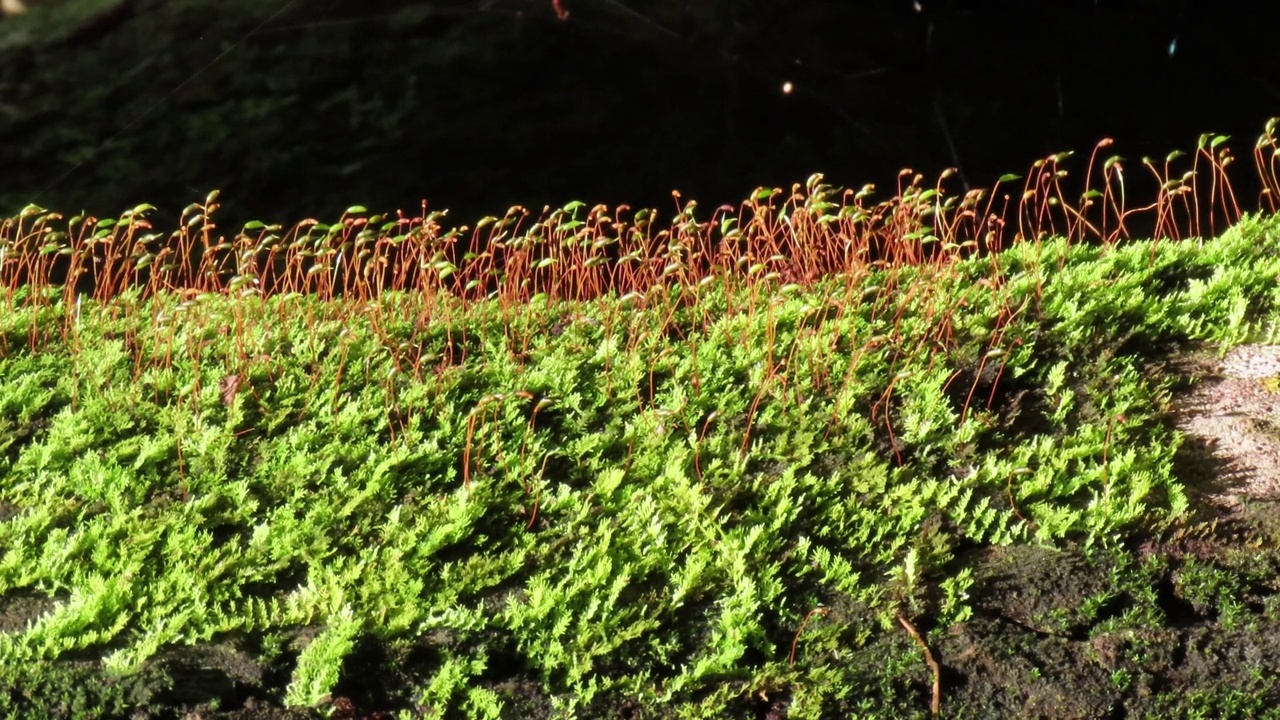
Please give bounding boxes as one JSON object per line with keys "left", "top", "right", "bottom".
{"left": 1, "top": 0, "right": 1276, "bottom": 230}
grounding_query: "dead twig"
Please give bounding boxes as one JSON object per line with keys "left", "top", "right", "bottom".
{"left": 897, "top": 611, "right": 941, "bottom": 719}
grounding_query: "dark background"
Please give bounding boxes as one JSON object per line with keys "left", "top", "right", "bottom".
{"left": 1, "top": 0, "right": 1277, "bottom": 231}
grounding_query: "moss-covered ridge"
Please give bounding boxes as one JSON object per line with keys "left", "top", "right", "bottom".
{"left": 0, "top": 208, "right": 1278, "bottom": 717}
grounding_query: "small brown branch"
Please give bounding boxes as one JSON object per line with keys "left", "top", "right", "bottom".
{"left": 897, "top": 611, "right": 941, "bottom": 719}
{"left": 789, "top": 607, "right": 828, "bottom": 667}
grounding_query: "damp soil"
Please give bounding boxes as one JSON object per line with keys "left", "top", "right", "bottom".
{"left": 6, "top": 343, "right": 1280, "bottom": 719}
{"left": 936, "top": 538, "right": 1280, "bottom": 719}
{"left": 934, "top": 341, "right": 1280, "bottom": 719}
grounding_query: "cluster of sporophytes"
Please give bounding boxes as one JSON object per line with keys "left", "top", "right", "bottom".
{"left": 0, "top": 122, "right": 1276, "bottom": 718}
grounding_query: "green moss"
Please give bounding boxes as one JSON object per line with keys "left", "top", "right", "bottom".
{"left": 1262, "top": 374, "right": 1280, "bottom": 394}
